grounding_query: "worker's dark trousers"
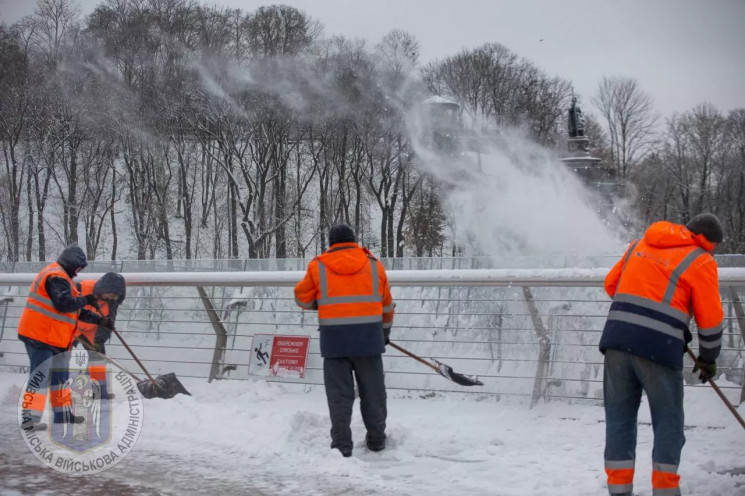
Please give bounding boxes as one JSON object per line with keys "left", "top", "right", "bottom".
{"left": 324, "top": 355, "right": 387, "bottom": 452}
{"left": 23, "top": 340, "right": 68, "bottom": 424}
{"left": 603, "top": 349, "right": 685, "bottom": 496}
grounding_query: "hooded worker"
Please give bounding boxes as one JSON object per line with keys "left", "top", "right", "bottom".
{"left": 17, "top": 245, "right": 103, "bottom": 431}
{"left": 599, "top": 213, "right": 724, "bottom": 496}
{"left": 75, "top": 272, "right": 127, "bottom": 400}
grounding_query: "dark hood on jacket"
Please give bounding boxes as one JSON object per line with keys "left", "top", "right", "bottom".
{"left": 94, "top": 272, "right": 126, "bottom": 302}
{"left": 57, "top": 245, "right": 87, "bottom": 277}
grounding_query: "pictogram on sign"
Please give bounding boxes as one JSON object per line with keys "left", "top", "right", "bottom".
{"left": 248, "top": 334, "right": 310, "bottom": 378}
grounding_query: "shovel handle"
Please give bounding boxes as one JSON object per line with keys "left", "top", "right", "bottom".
{"left": 73, "top": 337, "right": 143, "bottom": 382}
{"left": 685, "top": 347, "right": 745, "bottom": 430}
{"left": 111, "top": 327, "right": 157, "bottom": 384}
{"left": 388, "top": 341, "right": 440, "bottom": 373}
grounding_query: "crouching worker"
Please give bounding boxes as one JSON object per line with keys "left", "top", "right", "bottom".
{"left": 17, "top": 245, "right": 102, "bottom": 431}
{"left": 294, "top": 223, "right": 395, "bottom": 458}
{"left": 75, "top": 272, "right": 126, "bottom": 400}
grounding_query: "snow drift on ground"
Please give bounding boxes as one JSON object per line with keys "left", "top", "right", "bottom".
{"left": 1, "top": 373, "right": 744, "bottom": 496}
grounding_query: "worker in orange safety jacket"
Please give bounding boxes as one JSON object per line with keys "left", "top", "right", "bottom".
{"left": 75, "top": 272, "right": 126, "bottom": 400}
{"left": 599, "top": 213, "right": 724, "bottom": 496}
{"left": 17, "top": 245, "right": 102, "bottom": 431}
{"left": 294, "top": 223, "right": 395, "bottom": 458}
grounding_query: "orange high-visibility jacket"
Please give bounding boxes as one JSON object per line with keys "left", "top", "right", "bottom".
{"left": 294, "top": 242, "right": 395, "bottom": 358}
{"left": 599, "top": 221, "right": 723, "bottom": 369}
{"left": 75, "top": 279, "right": 110, "bottom": 383}
{"left": 17, "top": 262, "right": 81, "bottom": 349}
{"left": 74, "top": 279, "right": 110, "bottom": 343}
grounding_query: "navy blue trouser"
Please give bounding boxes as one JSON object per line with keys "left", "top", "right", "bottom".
{"left": 24, "top": 340, "right": 69, "bottom": 423}
{"left": 323, "top": 355, "right": 387, "bottom": 452}
{"left": 603, "top": 349, "right": 685, "bottom": 495}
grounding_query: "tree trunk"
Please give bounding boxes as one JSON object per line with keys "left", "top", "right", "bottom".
{"left": 230, "top": 179, "right": 239, "bottom": 258}
{"left": 34, "top": 159, "right": 52, "bottom": 261}
{"left": 379, "top": 206, "right": 388, "bottom": 258}
{"left": 274, "top": 142, "right": 287, "bottom": 258}
{"left": 25, "top": 166, "right": 34, "bottom": 261}
{"left": 110, "top": 174, "right": 118, "bottom": 261}
{"left": 1, "top": 142, "right": 23, "bottom": 261}
{"left": 67, "top": 137, "right": 79, "bottom": 245}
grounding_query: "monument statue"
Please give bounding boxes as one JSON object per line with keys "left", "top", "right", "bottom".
{"left": 568, "top": 96, "right": 585, "bottom": 138}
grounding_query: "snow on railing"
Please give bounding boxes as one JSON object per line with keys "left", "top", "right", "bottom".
{"left": 0, "top": 267, "right": 743, "bottom": 287}
{"left": 1, "top": 268, "right": 744, "bottom": 405}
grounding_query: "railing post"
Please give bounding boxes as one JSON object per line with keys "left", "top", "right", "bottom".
{"left": 0, "top": 263, "right": 17, "bottom": 350}
{"left": 0, "top": 294, "right": 13, "bottom": 356}
{"left": 524, "top": 286, "right": 552, "bottom": 408}
{"left": 197, "top": 286, "right": 229, "bottom": 383}
{"left": 727, "top": 287, "right": 745, "bottom": 405}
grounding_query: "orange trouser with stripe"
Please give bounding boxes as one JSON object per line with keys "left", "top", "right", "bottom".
{"left": 606, "top": 463, "right": 681, "bottom": 495}
{"left": 49, "top": 360, "right": 72, "bottom": 421}
{"left": 21, "top": 340, "right": 70, "bottom": 424}
{"left": 87, "top": 341, "right": 110, "bottom": 394}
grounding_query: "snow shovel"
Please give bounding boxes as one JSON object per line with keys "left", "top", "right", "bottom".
{"left": 111, "top": 327, "right": 191, "bottom": 399}
{"left": 388, "top": 340, "right": 483, "bottom": 386}
{"left": 685, "top": 346, "right": 745, "bottom": 430}
{"left": 76, "top": 334, "right": 190, "bottom": 399}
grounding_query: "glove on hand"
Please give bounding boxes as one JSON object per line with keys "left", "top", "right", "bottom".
{"left": 84, "top": 294, "right": 97, "bottom": 306}
{"left": 692, "top": 356, "right": 716, "bottom": 383}
{"left": 383, "top": 328, "right": 391, "bottom": 345}
{"left": 98, "top": 316, "right": 114, "bottom": 329}
{"left": 95, "top": 325, "right": 112, "bottom": 345}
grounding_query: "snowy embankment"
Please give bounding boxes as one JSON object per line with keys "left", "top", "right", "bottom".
{"left": 1, "top": 373, "right": 744, "bottom": 496}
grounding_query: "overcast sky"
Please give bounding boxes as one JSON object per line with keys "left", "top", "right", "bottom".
{"left": 1, "top": 0, "right": 743, "bottom": 119}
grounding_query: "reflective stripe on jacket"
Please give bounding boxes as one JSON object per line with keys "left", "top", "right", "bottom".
{"left": 599, "top": 221, "right": 723, "bottom": 370}
{"left": 294, "top": 242, "right": 395, "bottom": 358}
{"left": 17, "top": 262, "right": 81, "bottom": 349}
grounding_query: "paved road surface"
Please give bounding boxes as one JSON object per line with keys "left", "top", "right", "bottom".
{"left": 0, "top": 408, "right": 270, "bottom": 496}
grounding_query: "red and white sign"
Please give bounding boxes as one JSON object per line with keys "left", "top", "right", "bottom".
{"left": 248, "top": 334, "right": 311, "bottom": 379}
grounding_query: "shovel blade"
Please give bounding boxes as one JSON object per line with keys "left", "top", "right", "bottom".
{"left": 137, "top": 373, "right": 191, "bottom": 399}
{"left": 436, "top": 361, "right": 484, "bottom": 387}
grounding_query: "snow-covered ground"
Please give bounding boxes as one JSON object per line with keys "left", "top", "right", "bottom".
{"left": 1, "top": 372, "right": 743, "bottom": 496}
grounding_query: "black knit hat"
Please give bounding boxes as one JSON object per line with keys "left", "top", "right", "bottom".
{"left": 686, "top": 213, "right": 724, "bottom": 243}
{"left": 329, "top": 224, "right": 356, "bottom": 246}
{"left": 57, "top": 245, "right": 87, "bottom": 277}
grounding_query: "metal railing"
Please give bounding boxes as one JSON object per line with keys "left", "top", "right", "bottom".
{"left": 1, "top": 267, "right": 744, "bottom": 406}
{"left": 2, "top": 254, "right": 744, "bottom": 274}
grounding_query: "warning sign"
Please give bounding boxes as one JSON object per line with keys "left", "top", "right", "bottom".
{"left": 248, "top": 334, "right": 311, "bottom": 378}
{"left": 248, "top": 334, "right": 274, "bottom": 376}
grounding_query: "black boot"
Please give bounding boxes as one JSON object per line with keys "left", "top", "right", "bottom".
{"left": 366, "top": 432, "right": 386, "bottom": 452}
{"left": 96, "top": 387, "right": 115, "bottom": 400}
{"left": 54, "top": 413, "right": 84, "bottom": 424}
{"left": 21, "top": 420, "right": 47, "bottom": 431}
